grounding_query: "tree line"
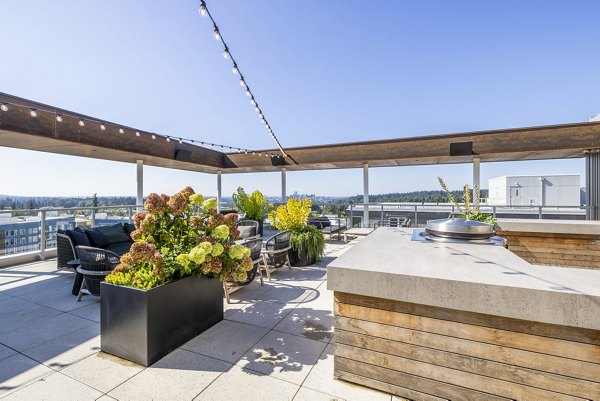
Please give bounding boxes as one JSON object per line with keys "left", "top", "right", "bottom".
{"left": 0, "top": 195, "right": 137, "bottom": 210}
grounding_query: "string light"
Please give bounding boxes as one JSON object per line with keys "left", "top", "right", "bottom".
{"left": 0, "top": 98, "right": 285, "bottom": 159}
{"left": 198, "top": 0, "right": 287, "bottom": 158}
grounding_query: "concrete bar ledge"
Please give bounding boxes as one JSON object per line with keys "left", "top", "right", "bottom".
{"left": 495, "top": 218, "right": 600, "bottom": 235}
{"left": 327, "top": 227, "right": 600, "bottom": 330}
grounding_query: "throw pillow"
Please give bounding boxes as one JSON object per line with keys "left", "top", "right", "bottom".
{"left": 238, "top": 226, "right": 256, "bottom": 239}
{"left": 66, "top": 229, "right": 91, "bottom": 247}
{"left": 85, "top": 228, "right": 108, "bottom": 248}
{"left": 97, "top": 223, "right": 130, "bottom": 245}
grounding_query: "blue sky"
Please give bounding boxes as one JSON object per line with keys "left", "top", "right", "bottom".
{"left": 1, "top": 0, "right": 598, "bottom": 197}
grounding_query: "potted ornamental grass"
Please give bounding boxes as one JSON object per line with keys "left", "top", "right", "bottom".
{"left": 231, "top": 187, "right": 273, "bottom": 236}
{"left": 101, "top": 186, "right": 253, "bottom": 366}
{"left": 438, "top": 177, "right": 495, "bottom": 224}
{"left": 268, "top": 198, "right": 325, "bottom": 266}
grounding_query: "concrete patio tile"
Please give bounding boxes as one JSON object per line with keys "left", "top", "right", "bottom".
{"left": 0, "top": 344, "right": 16, "bottom": 362}
{"left": 255, "top": 284, "right": 318, "bottom": 304}
{"left": 227, "top": 279, "right": 278, "bottom": 302}
{"left": 182, "top": 320, "right": 269, "bottom": 363}
{"left": 293, "top": 387, "right": 346, "bottom": 401}
{"left": 109, "top": 349, "right": 230, "bottom": 401}
{"left": 302, "top": 344, "right": 391, "bottom": 401}
{"left": 226, "top": 300, "right": 294, "bottom": 329}
{"left": 238, "top": 330, "right": 327, "bottom": 385}
{"left": 194, "top": 365, "right": 299, "bottom": 401}
{"left": 0, "top": 312, "right": 95, "bottom": 351}
{"left": 68, "top": 301, "right": 100, "bottom": 322}
{"left": 0, "top": 353, "right": 54, "bottom": 398}
{"left": 2, "top": 371, "right": 102, "bottom": 401}
{"left": 61, "top": 352, "right": 144, "bottom": 393}
{"left": 223, "top": 298, "right": 251, "bottom": 319}
{"left": 274, "top": 291, "right": 334, "bottom": 343}
{"left": 0, "top": 297, "right": 63, "bottom": 336}
{"left": 22, "top": 324, "right": 100, "bottom": 370}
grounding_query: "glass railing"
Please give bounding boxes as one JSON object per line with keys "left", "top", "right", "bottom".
{"left": 0, "top": 205, "right": 141, "bottom": 259}
{"left": 346, "top": 203, "right": 590, "bottom": 228}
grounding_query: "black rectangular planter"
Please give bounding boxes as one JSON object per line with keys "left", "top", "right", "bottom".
{"left": 100, "top": 275, "right": 223, "bottom": 366}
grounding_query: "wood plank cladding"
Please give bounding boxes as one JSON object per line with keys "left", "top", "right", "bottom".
{"left": 497, "top": 230, "right": 600, "bottom": 269}
{"left": 333, "top": 292, "right": 600, "bottom": 401}
{"left": 3, "top": 92, "right": 600, "bottom": 174}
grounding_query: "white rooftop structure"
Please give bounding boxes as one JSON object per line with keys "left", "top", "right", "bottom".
{"left": 488, "top": 174, "right": 581, "bottom": 207}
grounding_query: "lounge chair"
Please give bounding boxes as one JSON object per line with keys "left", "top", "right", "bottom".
{"left": 223, "top": 238, "right": 263, "bottom": 303}
{"left": 260, "top": 230, "right": 292, "bottom": 280}
{"left": 237, "top": 220, "right": 260, "bottom": 241}
{"left": 75, "top": 246, "right": 120, "bottom": 302}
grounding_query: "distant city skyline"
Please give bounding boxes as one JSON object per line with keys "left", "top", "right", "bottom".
{"left": 0, "top": 1, "right": 596, "bottom": 196}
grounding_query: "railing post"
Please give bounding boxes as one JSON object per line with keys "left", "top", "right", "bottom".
{"left": 39, "top": 210, "right": 46, "bottom": 260}
{"left": 350, "top": 204, "right": 354, "bottom": 228}
{"left": 128, "top": 207, "right": 133, "bottom": 224}
{"left": 380, "top": 204, "right": 384, "bottom": 227}
{"left": 538, "top": 206, "right": 543, "bottom": 219}
{"left": 492, "top": 206, "right": 497, "bottom": 218}
{"left": 91, "top": 208, "right": 96, "bottom": 227}
{"left": 414, "top": 205, "right": 418, "bottom": 227}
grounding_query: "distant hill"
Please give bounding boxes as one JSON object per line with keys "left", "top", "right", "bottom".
{"left": 347, "top": 189, "right": 489, "bottom": 204}
{"left": 0, "top": 195, "right": 136, "bottom": 209}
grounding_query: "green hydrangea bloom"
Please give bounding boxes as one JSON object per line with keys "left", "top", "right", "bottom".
{"left": 228, "top": 244, "right": 246, "bottom": 260}
{"left": 211, "top": 242, "right": 224, "bottom": 257}
{"left": 189, "top": 193, "right": 204, "bottom": 206}
{"left": 203, "top": 198, "right": 217, "bottom": 211}
{"left": 176, "top": 253, "right": 191, "bottom": 266}
{"left": 212, "top": 225, "right": 230, "bottom": 240}
{"left": 198, "top": 241, "right": 213, "bottom": 254}
{"left": 189, "top": 246, "right": 208, "bottom": 264}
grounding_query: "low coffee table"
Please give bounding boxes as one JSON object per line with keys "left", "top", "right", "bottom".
{"left": 342, "top": 227, "right": 374, "bottom": 243}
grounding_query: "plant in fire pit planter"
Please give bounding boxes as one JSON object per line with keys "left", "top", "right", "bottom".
{"left": 438, "top": 177, "right": 496, "bottom": 225}
{"left": 268, "top": 197, "right": 325, "bottom": 266}
{"left": 231, "top": 187, "right": 273, "bottom": 236}
{"left": 101, "top": 187, "right": 253, "bottom": 366}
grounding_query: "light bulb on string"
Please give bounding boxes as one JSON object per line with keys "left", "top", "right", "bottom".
{"left": 245, "top": 90, "right": 251, "bottom": 97}
{"left": 232, "top": 64, "right": 238, "bottom": 74}
{"left": 0, "top": 103, "right": 8, "bottom": 112}
{"left": 239, "top": 78, "right": 245, "bottom": 87}
{"left": 250, "top": 99, "right": 256, "bottom": 106}
{"left": 222, "top": 47, "right": 229, "bottom": 59}
{"left": 100, "top": 123, "right": 106, "bottom": 130}
{"left": 30, "top": 109, "right": 37, "bottom": 117}
{"left": 213, "top": 27, "right": 221, "bottom": 41}
{"left": 78, "top": 119, "right": 85, "bottom": 127}
{"left": 135, "top": 131, "right": 140, "bottom": 137}
{"left": 152, "top": 134, "right": 156, "bottom": 139}
{"left": 55, "top": 114, "right": 63, "bottom": 122}
{"left": 119, "top": 127, "right": 124, "bottom": 134}
{"left": 166, "top": 137, "right": 171, "bottom": 142}
{"left": 179, "top": 138, "right": 183, "bottom": 144}
{"left": 199, "top": 2, "right": 207, "bottom": 16}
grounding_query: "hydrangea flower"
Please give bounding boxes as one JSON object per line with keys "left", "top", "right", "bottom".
{"left": 203, "top": 198, "right": 217, "bottom": 211}
{"left": 211, "top": 242, "right": 224, "bottom": 257}
{"left": 189, "top": 193, "right": 204, "bottom": 206}
{"left": 228, "top": 244, "right": 249, "bottom": 260}
{"left": 212, "top": 224, "right": 230, "bottom": 240}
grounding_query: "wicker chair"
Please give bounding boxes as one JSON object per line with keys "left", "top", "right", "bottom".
{"left": 75, "top": 246, "right": 120, "bottom": 302}
{"left": 57, "top": 232, "right": 77, "bottom": 270}
{"left": 223, "top": 238, "right": 263, "bottom": 303}
{"left": 237, "top": 220, "right": 260, "bottom": 241}
{"left": 261, "top": 230, "right": 292, "bottom": 281}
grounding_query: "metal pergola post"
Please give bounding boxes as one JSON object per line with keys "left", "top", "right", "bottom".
{"left": 216, "top": 170, "right": 222, "bottom": 213}
{"left": 363, "top": 163, "right": 369, "bottom": 228}
{"left": 586, "top": 150, "right": 600, "bottom": 220}
{"left": 473, "top": 157, "right": 480, "bottom": 201}
{"left": 136, "top": 160, "right": 143, "bottom": 211}
{"left": 281, "top": 168, "right": 287, "bottom": 203}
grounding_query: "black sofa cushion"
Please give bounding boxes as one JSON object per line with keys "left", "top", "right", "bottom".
{"left": 66, "top": 228, "right": 91, "bottom": 247}
{"left": 105, "top": 241, "right": 132, "bottom": 256}
{"left": 123, "top": 222, "right": 136, "bottom": 239}
{"left": 85, "top": 228, "right": 108, "bottom": 248}
{"left": 97, "top": 223, "right": 130, "bottom": 245}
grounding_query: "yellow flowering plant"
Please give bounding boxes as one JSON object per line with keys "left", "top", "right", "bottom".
{"left": 268, "top": 198, "right": 324, "bottom": 264}
{"left": 105, "top": 186, "right": 253, "bottom": 289}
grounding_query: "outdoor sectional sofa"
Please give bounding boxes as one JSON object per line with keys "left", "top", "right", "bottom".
{"left": 57, "top": 223, "right": 134, "bottom": 294}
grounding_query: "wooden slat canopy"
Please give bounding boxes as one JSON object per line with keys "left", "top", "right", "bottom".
{"left": 1, "top": 92, "right": 599, "bottom": 174}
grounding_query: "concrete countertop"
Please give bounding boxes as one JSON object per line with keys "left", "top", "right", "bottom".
{"left": 327, "top": 227, "right": 600, "bottom": 330}
{"left": 495, "top": 218, "right": 600, "bottom": 235}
